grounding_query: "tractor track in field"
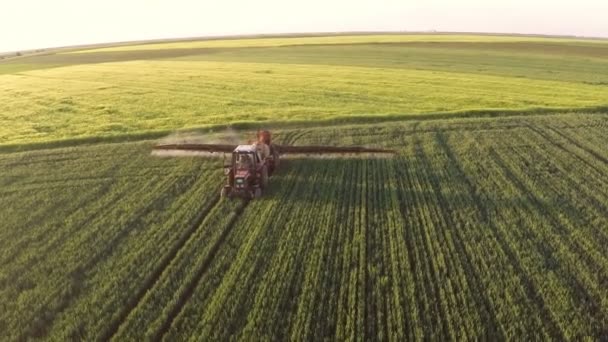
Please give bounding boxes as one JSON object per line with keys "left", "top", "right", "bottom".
{"left": 101, "top": 190, "right": 224, "bottom": 342}
{"left": 153, "top": 198, "right": 249, "bottom": 341}
{"left": 546, "top": 126, "right": 608, "bottom": 165}
{"left": 525, "top": 124, "right": 608, "bottom": 180}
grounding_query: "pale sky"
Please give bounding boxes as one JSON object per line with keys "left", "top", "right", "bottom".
{"left": 1, "top": 0, "right": 607, "bottom": 53}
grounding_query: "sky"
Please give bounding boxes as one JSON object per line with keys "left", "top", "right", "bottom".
{"left": 1, "top": 0, "right": 608, "bottom": 53}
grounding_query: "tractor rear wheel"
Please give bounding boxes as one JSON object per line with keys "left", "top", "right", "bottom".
{"left": 220, "top": 187, "right": 231, "bottom": 199}
{"left": 273, "top": 147, "right": 280, "bottom": 168}
{"left": 261, "top": 165, "right": 269, "bottom": 188}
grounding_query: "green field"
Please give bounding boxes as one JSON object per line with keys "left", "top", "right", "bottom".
{"left": 1, "top": 34, "right": 607, "bottom": 340}
{"left": 1, "top": 34, "right": 607, "bottom": 145}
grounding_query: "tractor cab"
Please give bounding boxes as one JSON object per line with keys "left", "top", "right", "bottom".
{"left": 234, "top": 148, "right": 260, "bottom": 171}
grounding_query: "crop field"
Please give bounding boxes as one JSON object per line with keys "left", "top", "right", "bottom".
{"left": 0, "top": 114, "right": 606, "bottom": 340}
{"left": 1, "top": 34, "right": 608, "bottom": 145}
{"left": 0, "top": 34, "right": 607, "bottom": 340}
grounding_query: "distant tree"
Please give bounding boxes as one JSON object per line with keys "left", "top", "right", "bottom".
{"left": 16, "top": 52, "right": 22, "bottom": 57}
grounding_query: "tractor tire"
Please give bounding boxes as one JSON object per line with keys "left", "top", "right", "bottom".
{"left": 261, "top": 165, "right": 269, "bottom": 188}
{"left": 220, "top": 187, "right": 231, "bottom": 199}
{"left": 273, "top": 147, "right": 280, "bottom": 168}
{"left": 254, "top": 187, "right": 262, "bottom": 199}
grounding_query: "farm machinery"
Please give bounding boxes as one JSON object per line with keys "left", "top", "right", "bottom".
{"left": 153, "top": 130, "right": 394, "bottom": 199}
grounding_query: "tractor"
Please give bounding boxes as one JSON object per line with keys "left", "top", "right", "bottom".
{"left": 221, "top": 130, "right": 279, "bottom": 199}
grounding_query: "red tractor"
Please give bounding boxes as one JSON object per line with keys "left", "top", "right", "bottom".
{"left": 220, "top": 130, "right": 280, "bottom": 199}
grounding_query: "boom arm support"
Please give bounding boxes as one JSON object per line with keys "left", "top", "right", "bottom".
{"left": 153, "top": 143, "right": 395, "bottom": 155}
{"left": 153, "top": 144, "right": 237, "bottom": 153}
{"left": 276, "top": 145, "right": 395, "bottom": 154}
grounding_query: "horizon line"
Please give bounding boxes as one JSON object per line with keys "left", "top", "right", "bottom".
{"left": 2, "top": 30, "right": 608, "bottom": 56}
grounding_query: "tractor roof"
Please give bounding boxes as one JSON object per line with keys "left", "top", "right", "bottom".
{"left": 234, "top": 145, "right": 257, "bottom": 153}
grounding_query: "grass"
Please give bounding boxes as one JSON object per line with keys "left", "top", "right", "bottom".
{"left": 0, "top": 34, "right": 607, "bottom": 145}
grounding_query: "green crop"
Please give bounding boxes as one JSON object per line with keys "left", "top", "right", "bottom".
{"left": 1, "top": 114, "right": 605, "bottom": 340}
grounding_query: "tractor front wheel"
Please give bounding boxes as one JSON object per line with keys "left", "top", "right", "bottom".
{"left": 253, "top": 187, "right": 262, "bottom": 199}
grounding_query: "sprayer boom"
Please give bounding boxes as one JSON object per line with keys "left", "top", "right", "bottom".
{"left": 153, "top": 143, "right": 395, "bottom": 155}
{"left": 152, "top": 130, "right": 394, "bottom": 199}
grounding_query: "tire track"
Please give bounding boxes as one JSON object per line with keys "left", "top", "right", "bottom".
{"left": 101, "top": 190, "right": 224, "bottom": 342}
{"left": 424, "top": 132, "right": 503, "bottom": 339}
{"left": 526, "top": 124, "right": 608, "bottom": 186}
{"left": 489, "top": 148, "right": 603, "bottom": 337}
{"left": 436, "top": 132, "right": 564, "bottom": 340}
{"left": 547, "top": 126, "right": 608, "bottom": 165}
{"left": 153, "top": 199, "right": 249, "bottom": 341}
